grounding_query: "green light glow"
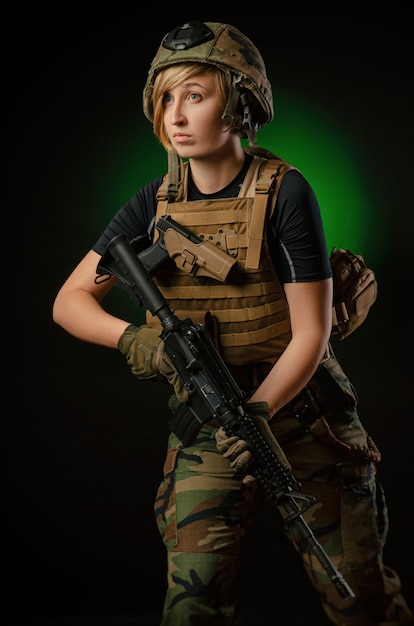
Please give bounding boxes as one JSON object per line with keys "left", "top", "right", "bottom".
{"left": 259, "top": 91, "right": 381, "bottom": 256}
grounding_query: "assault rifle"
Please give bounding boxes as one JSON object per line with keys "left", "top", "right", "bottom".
{"left": 96, "top": 231, "right": 355, "bottom": 601}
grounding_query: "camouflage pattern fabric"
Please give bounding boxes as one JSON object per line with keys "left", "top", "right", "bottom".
{"left": 154, "top": 355, "right": 413, "bottom": 625}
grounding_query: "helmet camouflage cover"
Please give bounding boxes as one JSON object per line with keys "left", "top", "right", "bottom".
{"left": 142, "top": 21, "right": 273, "bottom": 129}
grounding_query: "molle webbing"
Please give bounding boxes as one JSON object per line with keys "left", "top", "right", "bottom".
{"left": 157, "top": 208, "right": 248, "bottom": 228}
{"left": 166, "top": 295, "right": 290, "bottom": 349}
{"left": 155, "top": 279, "right": 282, "bottom": 301}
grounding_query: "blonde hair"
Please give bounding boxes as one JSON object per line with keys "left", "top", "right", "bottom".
{"left": 152, "top": 62, "right": 243, "bottom": 151}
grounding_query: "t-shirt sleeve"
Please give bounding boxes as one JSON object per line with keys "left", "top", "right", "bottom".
{"left": 268, "top": 169, "right": 333, "bottom": 283}
{"left": 92, "top": 176, "right": 164, "bottom": 256}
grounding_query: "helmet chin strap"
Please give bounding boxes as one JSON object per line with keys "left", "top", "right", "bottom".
{"left": 240, "top": 92, "right": 258, "bottom": 147}
{"left": 222, "top": 76, "right": 258, "bottom": 147}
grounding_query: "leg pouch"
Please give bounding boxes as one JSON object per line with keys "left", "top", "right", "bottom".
{"left": 308, "top": 355, "right": 359, "bottom": 416}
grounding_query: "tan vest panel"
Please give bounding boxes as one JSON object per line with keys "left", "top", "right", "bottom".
{"left": 146, "top": 153, "right": 294, "bottom": 366}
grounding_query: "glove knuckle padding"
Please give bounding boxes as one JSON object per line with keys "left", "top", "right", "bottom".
{"left": 230, "top": 450, "right": 254, "bottom": 470}
{"left": 215, "top": 427, "right": 254, "bottom": 472}
{"left": 215, "top": 431, "right": 239, "bottom": 452}
{"left": 118, "top": 324, "right": 162, "bottom": 380}
{"left": 224, "top": 440, "right": 250, "bottom": 461}
{"left": 215, "top": 401, "right": 291, "bottom": 475}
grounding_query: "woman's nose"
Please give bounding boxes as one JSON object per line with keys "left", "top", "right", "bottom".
{"left": 171, "top": 102, "right": 186, "bottom": 124}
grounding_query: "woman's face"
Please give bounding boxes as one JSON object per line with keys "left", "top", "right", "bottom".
{"left": 162, "top": 72, "right": 235, "bottom": 160}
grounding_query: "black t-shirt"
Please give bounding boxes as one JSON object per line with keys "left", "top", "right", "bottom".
{"left": 93, "top": 157, "right": 332, "bottom": 284}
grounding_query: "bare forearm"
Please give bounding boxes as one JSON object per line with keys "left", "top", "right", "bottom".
{"left": 249, "top": 330, "right": 327, "bottom": 417}
{"left": 53, "top": 288, "right": 129, "bottom": 348}
{"left": 52, "top": 249, "right": 132, "bottom": 348}
{"left": 250, "top": 278, "right": 333, "bottom": 417}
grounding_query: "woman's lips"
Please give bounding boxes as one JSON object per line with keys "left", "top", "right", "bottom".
{"left": 173, "top": 133, "right": 192, "bottom": 143}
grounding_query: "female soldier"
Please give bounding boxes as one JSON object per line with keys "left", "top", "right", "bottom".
{"left": 53, "top": 20, "right": 413, "bottom": 626}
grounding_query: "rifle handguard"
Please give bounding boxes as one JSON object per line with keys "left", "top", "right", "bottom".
{"left": 244, "top": 402, "right": 291, "bottom": 473}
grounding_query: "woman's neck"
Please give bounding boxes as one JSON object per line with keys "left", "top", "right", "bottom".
{"left": 188, "top": 144, "right": 246, "bottom": 195}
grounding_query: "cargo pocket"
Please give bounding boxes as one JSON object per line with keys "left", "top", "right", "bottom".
{"left": 154, "top": 443, "right": 181, "bottom": 550}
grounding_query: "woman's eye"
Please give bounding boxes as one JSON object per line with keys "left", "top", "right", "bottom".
{"left": 163, "top": 94, "right": 172, "bottom": 104}
{"left": 189, "top": 93, "right": 201, "bottom": 101}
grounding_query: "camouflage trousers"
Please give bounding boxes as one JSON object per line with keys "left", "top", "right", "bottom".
{"left": 154, "top": 356, "right": 413, "bottom": 626}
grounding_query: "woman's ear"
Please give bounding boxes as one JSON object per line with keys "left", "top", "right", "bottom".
{"left": 221, "top": 115, "right": 235, "bottom": 133}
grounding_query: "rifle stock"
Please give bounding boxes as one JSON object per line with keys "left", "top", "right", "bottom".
{"left": 97, "top": 233, "right": 355, "bottom": 602}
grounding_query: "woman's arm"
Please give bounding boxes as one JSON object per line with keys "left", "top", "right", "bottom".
{"left": 249, "top": 278, "right": 332, "bottom": 417}
{"left": 52, "top": 249, "right": 130, "bottom": 348}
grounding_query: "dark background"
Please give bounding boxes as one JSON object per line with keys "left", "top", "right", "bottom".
{"left": 6, "top": 3, "right": 413, "bottom": 625}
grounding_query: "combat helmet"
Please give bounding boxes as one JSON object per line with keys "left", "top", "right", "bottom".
{"left": 143, "top": 21, "right": 273, "bottom": 146}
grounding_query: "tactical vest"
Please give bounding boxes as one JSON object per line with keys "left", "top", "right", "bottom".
{"left": 146, "top": 149, "right": 296, "bottom": 367}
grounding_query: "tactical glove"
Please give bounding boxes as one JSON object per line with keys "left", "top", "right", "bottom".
{"left": 154, "top": 340, "right": 189, "bottom": 403}
{"left": 215, "top": 401, "right": 291, "bottom": 485}
{"left": 118, "top": 324, "right": 188, "bottom": 402}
